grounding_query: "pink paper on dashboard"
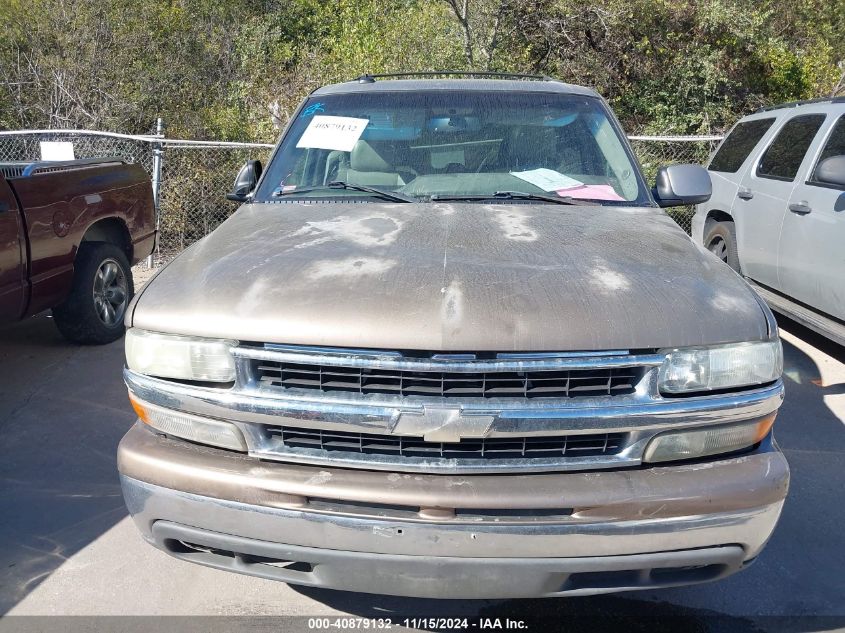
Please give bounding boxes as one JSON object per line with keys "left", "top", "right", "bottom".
{"left": 555, "top": 184, "right": 625, "bottom": 201}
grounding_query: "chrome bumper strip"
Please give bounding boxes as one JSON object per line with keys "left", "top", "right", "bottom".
{"left": 125, "top": 367, "right": 783, "bottom": 474}
{"left": 125, "top": 368, "right": 783, "bottom": 432}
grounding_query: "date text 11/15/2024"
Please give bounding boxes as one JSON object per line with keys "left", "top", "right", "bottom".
{"left": 306, "top": 618, "right": 529, "bottom": 630}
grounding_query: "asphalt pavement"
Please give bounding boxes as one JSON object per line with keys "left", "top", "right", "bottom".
{"left": 0, "top": 309, "right": 843, "bottom": 632}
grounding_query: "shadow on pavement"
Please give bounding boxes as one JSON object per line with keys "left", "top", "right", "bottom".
{"left": 291, "top": 585, "right": 755, "bottom": 630}
{"left": 0, "top": 314, "right": 134, "bottom": 614}
{"left": 293, "top": 583, "right": 845, "bottom": 632}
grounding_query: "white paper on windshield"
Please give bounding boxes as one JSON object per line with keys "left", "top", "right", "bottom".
{"left": 510, "top": 168, "right": 582, "bottom": 192}
{"left": 296, "top": 116, "right": 369, "bottom": 152}
{"left": 40, "top": 141, "right": 75, "bottom": 161}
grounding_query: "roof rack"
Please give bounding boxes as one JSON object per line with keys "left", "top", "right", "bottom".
{"left": 354, "top": 71, "right": 556, "bottom": 83}
{"left": 755, "top": 95, "right": 845, "bottom": 113}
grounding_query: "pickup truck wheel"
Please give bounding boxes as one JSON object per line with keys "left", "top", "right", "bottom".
{"left": 53, "top": 242, "right": 134, "bottom": 344}
{"left": 704, "top": 220, "right": 740, "bottom": 273}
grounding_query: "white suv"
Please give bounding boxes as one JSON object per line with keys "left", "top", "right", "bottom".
{"left": 692, "top": 98, "right": 845, "bottom": 345}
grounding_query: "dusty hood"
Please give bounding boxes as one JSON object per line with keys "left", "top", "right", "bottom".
{"left": 131, "top": 202, "right": 767, "bottom": 351}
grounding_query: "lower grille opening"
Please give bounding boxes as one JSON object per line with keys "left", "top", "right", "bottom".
{"left": 565, "top": 569, "right": 643, "bottom": 590}
{"left": 173, "top": 540, "right": 234, "bottom": 558}
{"left": 165, "top": 539, "right": 315, "bottom": 574}
{"left": 240, "top": 555, "right": 314, "bottom": 573}
{"left": 649, "top": 563, "right": 726, "bottom": 584}
{"left": 563, "top": 563, "right": 726, "bottom": 591}
{"left": 264, "top": 425, "right": 626, "bottom": 460}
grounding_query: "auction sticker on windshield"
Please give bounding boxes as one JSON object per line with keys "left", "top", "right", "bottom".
{"left": 296, "top": 115, "right": 370, "bottom": 152}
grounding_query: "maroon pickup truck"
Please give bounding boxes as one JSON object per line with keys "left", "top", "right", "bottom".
{"left": 0, "top": 158, "right": 155, "bottom": 343}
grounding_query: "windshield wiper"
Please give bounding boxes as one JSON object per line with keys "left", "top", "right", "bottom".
{"left": 429, "top": 191, "right": 588, "bottom": 205}
{"left": 273, "top": 181, "right": 416, "bottom": 203}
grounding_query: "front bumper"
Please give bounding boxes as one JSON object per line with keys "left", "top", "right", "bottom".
{"left": 119, "top": 423, "right": 789, "bottom": 599}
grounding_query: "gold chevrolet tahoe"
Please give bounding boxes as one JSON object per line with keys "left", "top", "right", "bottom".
{"left": 117, "top": 74, "right": 788, "bottom": 599}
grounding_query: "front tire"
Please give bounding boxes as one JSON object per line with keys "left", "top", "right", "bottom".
{"left": 704, "top": 220, "right": 740, "bottom": 273}
{"left": 53, "top": 242, "right": 134, "bottom": 344}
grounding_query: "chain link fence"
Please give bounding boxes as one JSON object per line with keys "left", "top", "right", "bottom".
{"left": 157, "top": 142, "right": 273, "bottom": 260}
{"left": 0, "top": 129, "right": 721, "bottom": 265}
{"left": 629, "top": 135, "right": 723, "bottom": 232}
{"left": 0, "top": 130, "right": 154, "bottom": 172}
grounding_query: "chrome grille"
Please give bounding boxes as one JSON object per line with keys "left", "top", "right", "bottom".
{"left": 264, "top": 425, "right": 626, "bottom": 459}
{"left": 255, "top": 361, "right": 642, "bottom": 399}
{"left": 233, "top": 346, "right": 656, "bottom": 471}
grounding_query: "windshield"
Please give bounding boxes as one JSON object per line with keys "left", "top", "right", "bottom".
{"left": 255, "top": 90, "right": 648, "bottom": 205}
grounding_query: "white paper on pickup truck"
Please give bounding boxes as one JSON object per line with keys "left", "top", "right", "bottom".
{"left": 510, "top": 168, "right": 582, "bottom": 192}
{"left": 296, "top": 116, "right": 370, "bottom": 152}
{"left": 39, "top": 141, "right": 75, "bottom": 161}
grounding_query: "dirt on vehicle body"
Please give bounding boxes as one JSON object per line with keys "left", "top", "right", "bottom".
{"left": 118, "top": 76, "right": 788, "bottom": 599}
{"left": 0, "top": 158, "right": 155, "bottom": 343}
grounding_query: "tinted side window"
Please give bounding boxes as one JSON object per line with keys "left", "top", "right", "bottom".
{"left": 757, "top": 114, "right": 826, "bottom": 181}
{"left": 813, "top": 114, "right": 845, "bottom": 172}
{"left": 709, "top": 118, "right": 775, "bottom": 173}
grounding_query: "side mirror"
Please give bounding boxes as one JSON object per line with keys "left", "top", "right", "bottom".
{"left": 652, "top": 164, "right": 712, "bottom": 207}
{"left": 814, "top": 155, "right": 845, "bottom": 188}
{"left": 226, "top": 160, "right": 262, "bottom": 202}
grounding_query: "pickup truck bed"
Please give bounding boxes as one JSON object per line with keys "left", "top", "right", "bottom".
{"left": 0, "top": 158, "right": 155, "bottom": 343}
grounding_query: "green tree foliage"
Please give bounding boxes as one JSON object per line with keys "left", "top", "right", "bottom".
{"left": 0, "top": 0, "right": 841, "bottom": 138}
{"left": 487, "top": 0, "right": 843, "bottom": 133}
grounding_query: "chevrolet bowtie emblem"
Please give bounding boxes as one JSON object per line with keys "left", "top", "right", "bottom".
{"left": 391, "top": 406, "right": 494, "bottom": 443}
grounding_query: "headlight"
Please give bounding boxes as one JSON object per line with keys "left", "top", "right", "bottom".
{"left": 125, "top": 328, "right": 237, "bottom": 382}
{"left": 129, "top": 395, "right": 247, "bottom": 451}
{"left": 658, "top": 340, "right": 782, "bottom": 394}
{"left": 643, "top": 414, "right": 775, "bottom": 463}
